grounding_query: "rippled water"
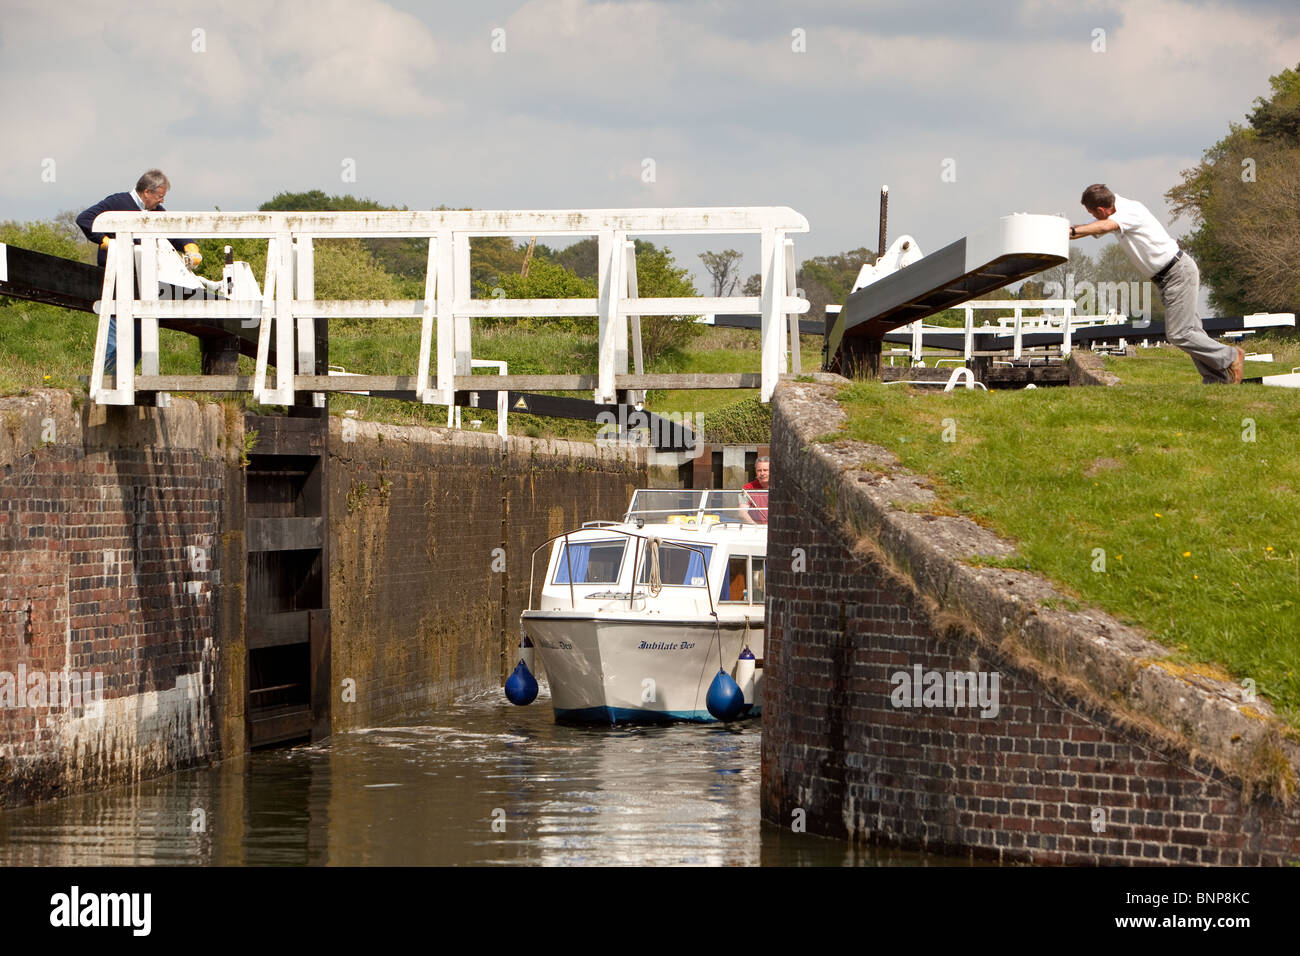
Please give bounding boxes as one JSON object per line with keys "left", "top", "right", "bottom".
{"left": 0, "top": 690, "right": 957, "bottom": 866}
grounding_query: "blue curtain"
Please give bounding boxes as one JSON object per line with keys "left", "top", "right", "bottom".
{"left": 554, "top": 542, "right": 591, "bottom": 583}
{"left": 685, "top": 548, "right": 708, "bottom": 584}
{"left": 636, "top": 544, "right": 713, "bottom": 585}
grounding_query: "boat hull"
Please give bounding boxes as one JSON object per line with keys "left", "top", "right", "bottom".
{"left": 522, "top": 612, "right": 763, "bottom": 724}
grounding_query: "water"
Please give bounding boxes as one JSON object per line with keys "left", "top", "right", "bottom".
{"left": 0, "top": 690, "right": 955, "bottom": 866}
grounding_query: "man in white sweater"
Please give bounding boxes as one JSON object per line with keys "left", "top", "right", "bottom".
{"left": 1069, "top": 184, "right": 1243, "bottom": 384}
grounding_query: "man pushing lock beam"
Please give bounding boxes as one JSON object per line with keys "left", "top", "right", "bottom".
{"left": 1069, "top": 183, "right": 1243, "bottom": 385}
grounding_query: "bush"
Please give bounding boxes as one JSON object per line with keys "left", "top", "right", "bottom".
{"left": 699, "top": 396, "right": 771, "bottom": 444}
{"left": 0, "top": 216, "right": 92, "bottom": 263}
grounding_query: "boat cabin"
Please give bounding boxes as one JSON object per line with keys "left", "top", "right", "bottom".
{"left": 530, "top": 489, "right": 767, "bottom": 613}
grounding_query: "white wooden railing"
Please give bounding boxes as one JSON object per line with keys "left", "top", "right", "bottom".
{"left": 89, "top": 207, "right": 810, "bottom": 407}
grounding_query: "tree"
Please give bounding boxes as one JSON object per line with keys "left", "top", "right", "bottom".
{"left": 313, "top": 239, "right": 407, "bottom": 332}
{"left": 313, "top": 239, "right": 405, "bottom": 301}
{"left": 1167, "top": 64, "right": 1300, "bottom": 314}
{"left": 628, "top": 240, "right": 700, "bottom": 361}
{"left": 482, "top": 240, "right": 698, "bottom": 359}
{"left": 496, "top": 257, "right": 596, "bottom": 300}
{"left": 489, "top": 257, "right": 596, "bottom": 332}
{"left": 257, "top": 190, "right": 427, "bottom": 283}
{"left": 0, "top": 213, "right": 95, "bottom": 263}
{"left": 796, "top": 247, "right": 875, "bottom": 325}
{"left": 1034, "top": 246, "right": 1096, "bottom": 304}
{"left": 1247, "top": 65, "right": 1300, "bottom": 143}
{"left": 1092, "top": 242, "right": 1166, "bottom": 321}
{"left": 699, "top": 249, "right": 743, "bottom": 296}
{"left": 259, "top": 190, "right": 393, "bottom": 212}
{"left": 547, "top": 237, "right": 598, "bottom": 281}
{"left": 471, "top": 236, "right": 527, "bottom": 294}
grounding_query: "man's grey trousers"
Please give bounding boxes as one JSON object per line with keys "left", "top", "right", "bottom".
{"left": 1155, "top": 254, "right": 1236, "bottom": 383}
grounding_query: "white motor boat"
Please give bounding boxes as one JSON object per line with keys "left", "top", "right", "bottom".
{"left": 517, "top": 489, "right": 767, "bottom": 724}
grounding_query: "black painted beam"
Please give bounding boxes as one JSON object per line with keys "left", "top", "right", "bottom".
{"left": 0, "top": 243, "right": 272, "bottom": 361}
{"left": 708, "top": 313, "right": 825, "bottom": 336}
{"left": 878, "top": 315, "right": 1295, "bottom": 352}
{"left": 346, "top": 389, "right": 697, "bottom": 451}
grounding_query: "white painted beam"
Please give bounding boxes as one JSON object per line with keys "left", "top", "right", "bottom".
{"left": 253, "top": 238, "right": 280, "bottom": 404}
{"left": 453, "top": 232, "right": 471, "bottom": 377}
{"left": 596, "top": 229, "right": 625, "bottom": 404}
{"left": 93, "top": 207, "right": 811, "bottom": 238}
{"left": 416, "top": 238, "right": 437, "bottom": 403}
{"left": 625, "top": 240, "right": 645, "bottom": 406}
{"left": 295, "top": 237, "right": 318, "bottom": 397}
{"left": 759, "top": 228, "right": 784, "bottom": 402}
{"left": 435, "top": 230, "right": 455, "bottom": 406}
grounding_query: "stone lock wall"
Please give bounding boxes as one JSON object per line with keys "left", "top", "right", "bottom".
{"left": 762, "top": 379, "right": 1300, "bottom": 865}
{"left": 328, "top": 419, "right": 645, "bottom": 730}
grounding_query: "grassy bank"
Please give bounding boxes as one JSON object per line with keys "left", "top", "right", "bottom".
{"left": 833, "top": 335, "right": 1300, "bottom": 728}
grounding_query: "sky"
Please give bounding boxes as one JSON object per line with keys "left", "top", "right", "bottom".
{"left": 1, "top": 0, "right": 1297, "bottom": 290}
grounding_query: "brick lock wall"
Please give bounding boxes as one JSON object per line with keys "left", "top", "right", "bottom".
{"left": 0, "top": 392, "right": 242, "bottom": 808}
{"left": 762, "top": 386, "right": 1300, "bottom": 865}
{"left": 328, "top": 421, "right": 643, "bottom": 729}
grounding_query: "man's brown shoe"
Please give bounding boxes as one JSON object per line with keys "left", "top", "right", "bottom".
{"left": 1229, "top": 347, "right": 1245, "bottom": 384}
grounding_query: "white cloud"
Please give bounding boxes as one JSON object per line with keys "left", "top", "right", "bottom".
{"left": 1, "top": 0, "right": 1296, "bottom": 286}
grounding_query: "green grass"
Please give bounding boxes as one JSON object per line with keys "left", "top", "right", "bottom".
{"left": 1104, "top": 335, "right": 1300, "bottom": 384}
{"left": 834, "top": 343, "right": 1300, "bottom": 727}
{"left": 0, "top": 300, "right": 205, "bottom": 394}
{"left": 0, "top": 302, "right": 795, "bottom": 443}
{"left": 643, "top": 326, "right": 822, "bottom": 428}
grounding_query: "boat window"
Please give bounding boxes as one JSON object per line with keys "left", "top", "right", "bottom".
{"left": 637, "top": 543, "right": 713, "bottom": 587}
{"left": 553, "top": 540, "right": 626, "bottom": 584}
{"left": 719, "top": 555, "right": 765, "bottom": 603}
{"left": 719, "top": 556, "right": 749, "bottom": 602}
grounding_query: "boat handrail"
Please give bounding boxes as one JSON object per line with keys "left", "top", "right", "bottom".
{"left": 707, "top": 523, "right": 750, "bottom": 534}
{"left": 580, "top": 520, "right": 622, "bottom": 529}
{"left": 527, "top": 530, "right": 579, "bottom": 612}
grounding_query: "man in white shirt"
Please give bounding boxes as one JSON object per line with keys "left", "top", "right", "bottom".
{"left": 1069, "top": 184, "right": 1243, "bottom": 384}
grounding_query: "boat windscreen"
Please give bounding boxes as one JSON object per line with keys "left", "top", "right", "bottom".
{"left": 626, "top": 489, "right": 705, "bottom": 521}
